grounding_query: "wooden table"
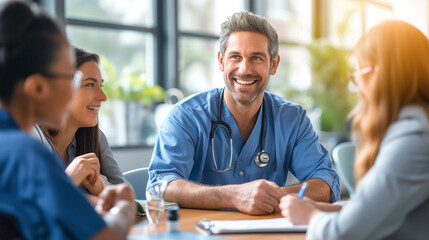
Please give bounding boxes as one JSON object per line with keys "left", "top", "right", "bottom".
{"left": 129, "top": 208, "right": 306, "bottom": 240}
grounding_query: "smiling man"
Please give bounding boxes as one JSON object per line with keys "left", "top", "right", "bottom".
{"left": 148, "top": 11, "right": 340, "bottom": 215}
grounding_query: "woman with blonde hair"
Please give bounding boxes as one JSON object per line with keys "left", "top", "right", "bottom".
{"left": 280, "top": 20, "right": 429, "bottom": 239}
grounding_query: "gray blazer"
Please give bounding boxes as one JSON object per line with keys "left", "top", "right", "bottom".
{"left": 30, "top": 126, "right": 125, "bottom": 185}
{"left": 307, "top": 105, "right": 429, "bottom": 240}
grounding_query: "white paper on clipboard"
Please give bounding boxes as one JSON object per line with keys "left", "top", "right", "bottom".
{"left": 196, "top": 217, "right": 307, "bottom": 234}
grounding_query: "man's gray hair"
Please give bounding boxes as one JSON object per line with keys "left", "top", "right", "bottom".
{"left": 219, "top": 11, "right": 279, "bottom": 62}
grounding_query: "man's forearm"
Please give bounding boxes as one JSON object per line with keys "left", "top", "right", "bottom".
{"left": 280, "top": 178, "right": 331, "bottom": 202}
{"left": 164, "top": 179, "right": 237, "bottom": 209}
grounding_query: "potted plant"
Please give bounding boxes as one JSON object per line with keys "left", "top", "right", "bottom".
{"left": 100, "top": 56, "right": 165, "bottom": 145}
{"left": 307, "top": 40, "right": 356, "bottom": 133}
{"left": 280, "top": 40, "right": 356, "bottom": 152}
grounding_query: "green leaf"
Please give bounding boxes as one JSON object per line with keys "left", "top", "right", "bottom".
{"left": 99, "top": 56, "right": 166, "bottom": 105}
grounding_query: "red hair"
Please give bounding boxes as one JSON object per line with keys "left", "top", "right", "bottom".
{"left": 350, "top": 20, "right": 429, "bottom": 183}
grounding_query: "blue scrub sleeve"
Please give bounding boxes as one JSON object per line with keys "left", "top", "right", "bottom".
{"left": 149, "top": 107, "right": 197, "bottom": 185}
{"left": 2, "top": 138, "right": 106, "bottom": 240}
{"left": 288, "top": 110, "right": 341, "bottom": 202}
{"left": 37, "top": 151, "right": 106, "bottom": 239}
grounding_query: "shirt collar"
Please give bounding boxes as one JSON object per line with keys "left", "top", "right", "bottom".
{"left": 398, "top": 105, "right": 428, "bottom": 124}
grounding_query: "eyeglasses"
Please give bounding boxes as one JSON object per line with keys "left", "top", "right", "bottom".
{"left": 42, "top": 71, "right": 83, "bottom": 91}
{"left": 347, "top": 66, "right": 373, "bottom": 85}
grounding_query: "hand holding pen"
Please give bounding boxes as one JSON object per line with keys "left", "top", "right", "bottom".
{"left": 298, "top": 182, "right": 308, "bottom": 199}
{"left": 280, "top": 181, "right": 316, "bottom": 225}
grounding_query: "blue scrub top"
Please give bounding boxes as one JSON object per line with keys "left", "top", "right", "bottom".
{"left": 0, "top": 109, "right": 106, "bottom": 240}
{"left": 149, "top": 88, "right": 340, "bottom": 201}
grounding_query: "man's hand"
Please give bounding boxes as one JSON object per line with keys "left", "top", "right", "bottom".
{"left": 65, "top": 153, "right": 100, "bottom": 186}
{"left": 231, "top": 179, "right": 281, "bottom": 215}
{"left": 164, "top": 179, "right": 281, "bottom": 215}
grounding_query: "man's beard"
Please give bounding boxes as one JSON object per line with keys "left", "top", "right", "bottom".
{"left": 224, "top": 73, "right": 267, "bottom": 104}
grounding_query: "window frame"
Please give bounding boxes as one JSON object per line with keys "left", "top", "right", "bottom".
{"left": 38, "top": 0, "right": 391, "bottom": 148}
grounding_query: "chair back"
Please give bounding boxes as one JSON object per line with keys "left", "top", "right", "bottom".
{"left": 332, "top": 142, "right": 356, "bottom": 196}
{"left": 123, "top": 167, "right": 149, "bottom": 200}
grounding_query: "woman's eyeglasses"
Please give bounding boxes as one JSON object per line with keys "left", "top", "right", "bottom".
{"left": 347, "top": 66, "right": 373, "bottom": 85}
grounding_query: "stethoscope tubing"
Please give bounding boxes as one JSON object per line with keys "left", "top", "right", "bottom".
{"left": 210, "top": 88, "right": 269, "bottom": 172}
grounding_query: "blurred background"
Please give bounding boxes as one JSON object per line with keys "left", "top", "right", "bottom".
{"left": 9, "top": 0, "right": 429, "bottom": 172}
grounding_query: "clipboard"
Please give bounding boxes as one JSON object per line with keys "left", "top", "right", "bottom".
{"left": 128, "top": 232, "right": 235, "bottom": 240}
{"left": 196, "top": 217, "right": 307, "bottom": 234}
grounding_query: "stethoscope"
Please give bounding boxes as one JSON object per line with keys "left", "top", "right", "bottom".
{"left": 210, "top": 89, "right": 270, "bottom": 173}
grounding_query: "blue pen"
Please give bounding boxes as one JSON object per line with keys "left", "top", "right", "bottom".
{"left": 298, "top": 182, "right": 308, "bottom": 199}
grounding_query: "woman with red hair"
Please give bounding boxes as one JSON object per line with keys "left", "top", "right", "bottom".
{"left": 280, "top": 20, "right": 429, "bottom": 239}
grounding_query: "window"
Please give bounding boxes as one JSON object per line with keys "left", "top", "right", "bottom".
{"left": 263, "top": 0, "right": 313, "bottom": 102}
{"left": 177, "top": 0, "right": 246, "bottom": 96}
{"left": 265, "top": 0, "right": 312, "bottom": 44}
{"left": 40, "top": 0, "right": 420, "bottom": 148}
{"left": 329, "top": 0, "right": 394, "bottom": 49}
{"left": 178, "top": 0, "right": 244, "bottom": 35}
{"left": 60, "top": 0, "right": 156, "bottom": 146}
{"left": 65, "top": 0, "right": 153, "bottom": 27}
{"left": 179, "top": 38, "right": 221, "bottom": 96}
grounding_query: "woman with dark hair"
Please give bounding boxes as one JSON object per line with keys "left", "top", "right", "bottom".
{"left": 0, "top": 1, "right": 134, "bottom": 239}
{"left": 32, "top": 46, "right": 124, "bottom": 196}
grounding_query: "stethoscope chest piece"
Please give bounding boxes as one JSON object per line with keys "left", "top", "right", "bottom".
{"left": 254, "top": 151, "right": 270, "bottom": 168}
{"left": 212, "top": 88, "right": 271, "bottom": 172}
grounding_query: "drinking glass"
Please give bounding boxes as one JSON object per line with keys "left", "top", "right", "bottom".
{"left": 144, "top": 180, "right": 167, "bottom": 224}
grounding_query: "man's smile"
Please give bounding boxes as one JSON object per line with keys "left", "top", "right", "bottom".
{"left": 234, "top": 79, "right": 257, "bottom": 85}
{"left": 231, "top": 73, "right": 260, "bottom": 86}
